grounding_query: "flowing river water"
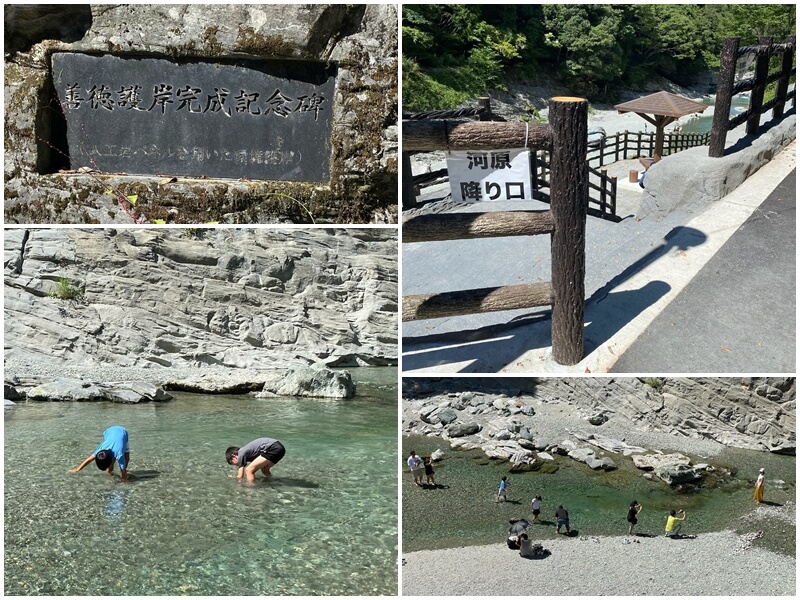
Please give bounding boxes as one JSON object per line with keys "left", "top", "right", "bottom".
{"left": 402, "top": 435, "right": 795, "bottom": 556}
{"left": 4, "top": 368, "right": 398, "bottom": 596}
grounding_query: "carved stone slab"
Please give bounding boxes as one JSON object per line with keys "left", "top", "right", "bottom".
{"left": 51, "top": 52, "right": 337, "bottom": 182}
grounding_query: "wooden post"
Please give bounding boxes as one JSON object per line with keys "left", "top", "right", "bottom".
{"left": 773, "top": 35, "right": 796, "bottom": 120}
{"left": 709, "top": 37, "right": 739, "bottom": 157}
{"left": 401, "top": 151, "right": 416, "bottom": 209}
{"left": 747, "top": 37, "right": 772, "bottom": 136}
{"left": 599, "top": 168, "right": 608, "bottom": 212}
{"left": 478, "top": 97, "right": 492, "bottom": 121}
{"left": 548, "top": 96, "right": 588, "bottom": 365}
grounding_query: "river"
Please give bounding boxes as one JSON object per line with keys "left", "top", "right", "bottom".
{"left": 402, "top": 434, "right": 795, "bottom": 557}
{"left": 4, "top": 367, "right": 398, "bottom": 596}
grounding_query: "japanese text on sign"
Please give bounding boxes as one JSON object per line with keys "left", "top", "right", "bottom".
{"left": 447, "top": 149, "right": 533, "bottom": 202}
{"left": 63, "top": 83, "right": 326, "bottom": 121}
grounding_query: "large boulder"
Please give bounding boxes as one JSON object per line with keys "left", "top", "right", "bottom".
{"left": 257, "top": 366, "right": 356, "bottom": 398}
{"left": 25, "top": 378, "right": 172, "bottom": 403}
{"left": 447, "top": 423, "right": 480, "bottom": 438}
{"left": 632, "top": 452, "right": 691, "bottom": 471}
{"left": 656, "top": 463, "right": 703, "bottom": 485}
{"left": 27, "top": 379, "right": 106, "bottom": 402}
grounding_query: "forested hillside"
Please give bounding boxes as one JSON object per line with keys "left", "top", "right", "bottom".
{"left": 403, "top": 4, "right": 796, "bottom": 110}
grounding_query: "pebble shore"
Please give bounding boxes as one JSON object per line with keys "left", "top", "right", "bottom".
{"left": 402, "top": 526, "right": 796, "bottom": 596}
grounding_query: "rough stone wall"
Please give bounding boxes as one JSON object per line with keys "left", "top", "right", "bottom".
{"left": 639, "top": 114, "right": 795, "bottom": 219}
{"left": 4, "top": 4, "right": 398, "bottom": 224}
{"left": 4, "top": 228, "right": 398, "bottom": 369}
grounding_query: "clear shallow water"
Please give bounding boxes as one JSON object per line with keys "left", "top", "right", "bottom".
{"left": 4, "top": 368, "right": 398, "bottom": 596}
{"left": 402, "top": 435, "right": 795, "bottom": 555}
{"left": 679, "top": 95, "right": 751, "bottom": 134}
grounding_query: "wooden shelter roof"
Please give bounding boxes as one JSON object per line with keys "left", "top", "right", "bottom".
{"left": 614, "top": 91, "right": 708, "bottom": 118}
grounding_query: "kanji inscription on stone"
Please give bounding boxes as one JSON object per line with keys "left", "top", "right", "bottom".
{"left": 51, "top": 52, "right": 337, "bottom": 182}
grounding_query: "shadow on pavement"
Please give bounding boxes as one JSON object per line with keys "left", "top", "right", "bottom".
{"left": 402, "top": 226, "right": 706, "bottom": 372}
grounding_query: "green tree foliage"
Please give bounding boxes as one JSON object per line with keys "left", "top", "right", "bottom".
{"left": 402, "top": 4, "right": 796, "bottom": 111}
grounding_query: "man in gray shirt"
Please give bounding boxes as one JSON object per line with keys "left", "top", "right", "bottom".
{"left": 226, "top": 437, "right": 286, "bottom": 483}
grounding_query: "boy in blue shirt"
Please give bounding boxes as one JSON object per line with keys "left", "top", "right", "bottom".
{"left": 69, "top": 425, "right": 130, "bottom": 482}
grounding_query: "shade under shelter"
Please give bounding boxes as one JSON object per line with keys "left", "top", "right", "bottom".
{"left": 614, "top": 91, "right": 708, "bottom": 160}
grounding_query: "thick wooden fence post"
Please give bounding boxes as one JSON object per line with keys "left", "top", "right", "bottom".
{"left": 402, "top": 151, "right": 416, "bottom": 209}
{"left": 773, "top": 35, "right": 796, "bottom": 120}
{"left": 478, "top": 97, "right": 492, "bottom": 121}
{"left": 747, "top": 36, "right": 772, "bottom": 136}
{"left": 710, "top": 37, "right": 739, "bottom": 157}
{"left": 548, "top": 97, "right": 588, "bottom": 365}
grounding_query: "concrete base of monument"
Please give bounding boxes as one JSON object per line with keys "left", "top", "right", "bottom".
{"left": 401, "top": 138, "right": 796, "bottom": 374}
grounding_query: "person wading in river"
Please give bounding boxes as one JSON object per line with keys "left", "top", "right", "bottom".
{"left": 68, "top": 425, "right": 130, "bottom": 482}
{"left": 226, "top": 437, "right": 286, "bottom": 483}
{"left": 754, "top": 468, "right": 766, "bottom": 503}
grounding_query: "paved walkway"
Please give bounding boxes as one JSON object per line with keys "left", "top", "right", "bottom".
{"left": 402, "top": 140, "right": 796, "bottom": 373}
{"left": 611, "top": 166, "right": 795, "bottom": 373}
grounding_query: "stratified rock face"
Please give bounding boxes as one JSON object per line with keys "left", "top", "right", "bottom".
{"left": 534, "top": 377, "right": 796, "bottom": 454}
{"left": 403, "top": 377, "right": 796, "bottom": 456}
{"left": 4, "top": 228, "right": 397, "bottom": 370}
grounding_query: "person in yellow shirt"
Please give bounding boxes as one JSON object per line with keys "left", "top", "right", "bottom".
{"left": 664, "top": 509, "right": 686, "bottom": 537}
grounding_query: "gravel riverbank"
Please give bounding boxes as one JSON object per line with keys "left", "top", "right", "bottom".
{"left": 402, "top": 524, "right": 796, "bottom": 596}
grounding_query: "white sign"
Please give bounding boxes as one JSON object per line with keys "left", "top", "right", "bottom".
{"left": 446, "top": 148, "right": 532, "bottom": 202}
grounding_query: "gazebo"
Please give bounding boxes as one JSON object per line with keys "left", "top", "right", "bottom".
{"left": 614, "top": 91, "right": 708, "bottom": 161}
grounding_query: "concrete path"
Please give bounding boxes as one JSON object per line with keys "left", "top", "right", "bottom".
{"left": 611, "top": 166, "right": 795, "bottom": 373}
{"left": 401, "top": 140, "right": 795, "bottom": 373}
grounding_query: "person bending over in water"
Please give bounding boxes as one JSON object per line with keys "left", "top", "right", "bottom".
{"left": 226, "top": 437, "right": 286, "bottom": 483}
{"left": 68, "top": 425, "right": 130, "bottom": 482}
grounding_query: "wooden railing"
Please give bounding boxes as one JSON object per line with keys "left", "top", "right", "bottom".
{"left": 588, "top": 130, "right": 711, "bottom": 168}
{"left": 403, "top": 97, "right": 589, "bottom": 365}
{"left": 710, "top": 35, "right": 796, "bottom": 157}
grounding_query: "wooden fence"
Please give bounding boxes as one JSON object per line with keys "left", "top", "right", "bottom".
{"left": 404, "top": 98, "right": 710, "bottom": 217}
{"left": 588, "top": 130, "right": 711, "bottom": 168}
{"left": 709, "top": 35, "right": 796, "bottom": 157}
{"left": 403, "top": 97, "right": 589, "bottom": 365}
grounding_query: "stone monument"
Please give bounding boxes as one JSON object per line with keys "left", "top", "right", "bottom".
{"left": 4, "top": 4, "right": 398, "bottom": 224}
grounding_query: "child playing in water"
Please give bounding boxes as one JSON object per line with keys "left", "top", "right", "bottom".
{"left": 68, "top": 425, "right": 130, "bottom": 482}
{"left": 226, "top": 437, "right": 286, "bottom": 483}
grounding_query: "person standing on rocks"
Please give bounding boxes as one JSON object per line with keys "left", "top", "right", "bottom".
{"left": 407, "top": 450, "right": 424, "bottom": 486}
{"left": 754, "top": 468, "right": 766, "bottom": 503}
{"left": 496, "top": 476, "right": 510, "bottom": 502}
{"left": 68, "top": 425, "right": 130, "bottom": 482}
{"left": 226, "top": 437, "right": 286, "bottom": 483}
{"left": 627, "top": 500, "right": 642, "bottom": 535}
{"left": 555, "top": 505, "right": 570, "bottom": 534}
{"left": 531, "top": 495, "right": 542, "bottom": 523}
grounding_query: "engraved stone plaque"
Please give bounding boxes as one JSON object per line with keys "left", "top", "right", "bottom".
{"left": 51, "top": 53, "right": 337, "bottom": 182}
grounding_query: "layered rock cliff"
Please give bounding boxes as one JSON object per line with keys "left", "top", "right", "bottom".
{"left": 403, "top": 377, "right": 795, "bottom": 455}
{"left": 4, "top": 228, "right": 397, "bottom": 370}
